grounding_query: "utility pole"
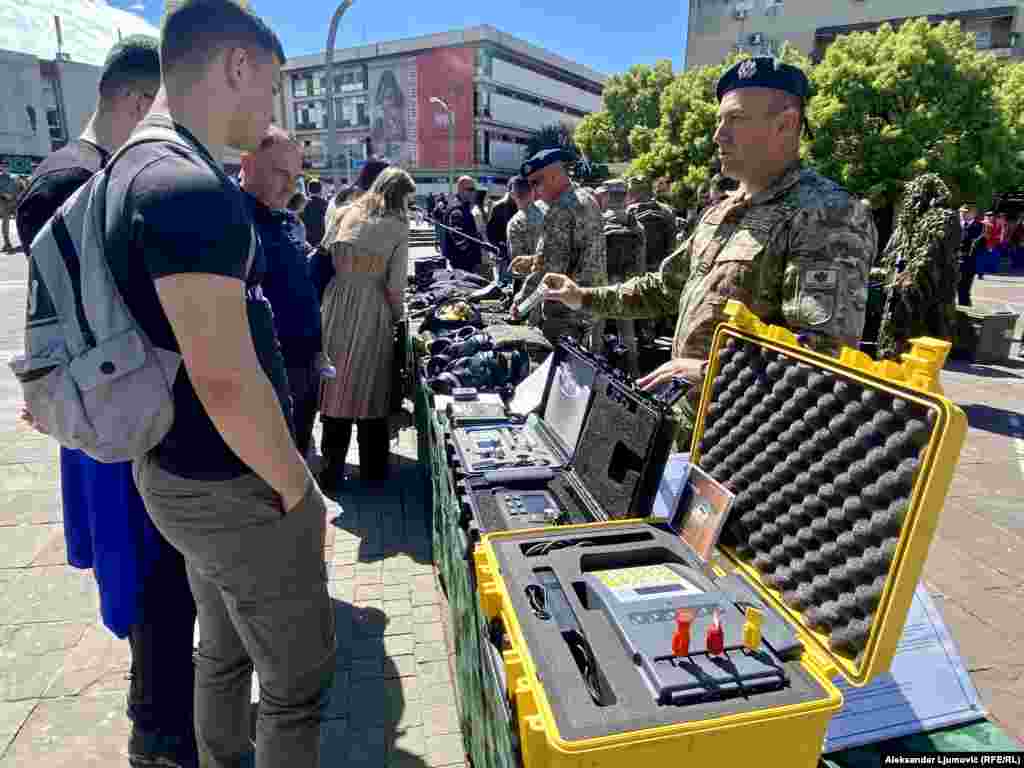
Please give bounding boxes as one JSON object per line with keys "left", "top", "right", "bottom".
{"left": 325, "top": 0, "right": 355, "bottom": 189}
{"left": 430, "top": 96, "right": 454, "bottom": 197}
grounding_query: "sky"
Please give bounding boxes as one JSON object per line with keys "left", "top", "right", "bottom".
{"left": 107, "top": 0, "right": 690, "bottom": 77}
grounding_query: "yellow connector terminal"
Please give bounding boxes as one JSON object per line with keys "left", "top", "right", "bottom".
{"left": 743, "top": 607, "right": 763, "bottom": 651}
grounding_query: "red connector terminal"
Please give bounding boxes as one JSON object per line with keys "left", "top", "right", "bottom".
{"left": 706, "top": 608, "right": 725, "bottom": 656}
{"left": 672, "top": 609, "right": 693, "bottom": 657}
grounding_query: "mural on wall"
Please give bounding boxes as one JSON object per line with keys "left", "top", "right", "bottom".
{"left": 369, "top": 58, "right": 417, "bottom": 168}
{"left": 416, "top": 47, "right": 474, "bottom": 170}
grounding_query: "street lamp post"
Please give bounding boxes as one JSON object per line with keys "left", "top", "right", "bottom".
{"left": 325, "top": 0, "right": 354, "bottom": 189}
{"left": 430, "top": 96, "right": 454, "bottom": 197}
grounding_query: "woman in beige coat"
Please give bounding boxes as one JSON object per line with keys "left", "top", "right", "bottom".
{"left": 319, "top": 167, "right": 415, "bottom": 488}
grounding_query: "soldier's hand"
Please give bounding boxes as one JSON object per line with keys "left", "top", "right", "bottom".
{"left": 637, "top": 357, "right": 704, "bottom": 392}
{"left": 541, "top": 274, "right": 583, "bottom": 310}
{"left": 509, "top": 255, "right": 536, "bottom": 275}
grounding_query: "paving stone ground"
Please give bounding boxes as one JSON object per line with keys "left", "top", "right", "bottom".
{"left": 0, "top": 232, "right": 1022, "bottom": 765}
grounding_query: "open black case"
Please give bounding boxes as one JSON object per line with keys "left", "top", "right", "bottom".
{"left": 449, "top": 340, "right": 679, "bottom": 541}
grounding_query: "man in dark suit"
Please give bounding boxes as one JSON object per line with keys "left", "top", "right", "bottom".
{"left": 486, "top": 179, "right": 519, "bottom": 284}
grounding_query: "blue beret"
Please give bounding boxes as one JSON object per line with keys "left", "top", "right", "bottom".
{"left": 521, "top": 148, "right": 575, "bottom": 178}
{"left": 716, "top": 57, "right": 809, "bottom": 103}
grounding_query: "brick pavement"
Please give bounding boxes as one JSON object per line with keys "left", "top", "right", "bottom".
{"left": 0, "top": 229, "right": 464, "bottom": 767}
{"left": 922, "top": 272, "right": 1024, "bottom": 745}
{"left": 0, "top": 229, "right": 1022, "bottom": 764}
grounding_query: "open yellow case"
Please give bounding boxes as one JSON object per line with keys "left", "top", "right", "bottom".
{"left": 472, "top": 301, "right": 967, "bottom": 768}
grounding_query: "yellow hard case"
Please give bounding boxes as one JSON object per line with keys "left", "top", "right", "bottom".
{"left": 473, "top": 301, "right": 967, "bottom": 768}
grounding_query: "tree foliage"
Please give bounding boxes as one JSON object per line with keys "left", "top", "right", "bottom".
{"left": 996, "top": 61, "right": 1024, "bottom": 175}
{"left": 629, "top": 44, "right": 810, "bottom": 210}
{"left": 573, "top": 111, "right": 617, "bottom": 163}
{"left": 594, "top": 60, "right": 675, "bottom": 161}
{"left": 808, "top": 19, "right": 1017, "bottom": 211}
{"left": 593, "top": 20, "right": 1019, "bottom": 212}
{"left": 524, "top": 122, "right": 579, "bottom": 161}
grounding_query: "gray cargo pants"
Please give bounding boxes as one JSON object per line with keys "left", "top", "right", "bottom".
{"left": 133, "top": 455, "right": 336, "bottom": 768}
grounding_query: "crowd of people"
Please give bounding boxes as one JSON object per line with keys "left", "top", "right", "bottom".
{"left": 11, "top": 3, "right": 413, "bottom": 766}
{"left": 3, "top": 2, "right": 1020, "bottom": 766}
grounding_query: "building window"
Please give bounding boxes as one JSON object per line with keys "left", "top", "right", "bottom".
{"left": 294, "top": 100, "right": 327, "bottom": 131}
{"left": 333, "top": 68, "right": 367, "bottom": 93}
{"left": 293, "top": 70, "right": 325, "bottom": 98}
{"left": 973, "top": 29, "right": 993, "bottom": 49}
{"left": 333, "top": 95, "right": 369, "bottom": 128}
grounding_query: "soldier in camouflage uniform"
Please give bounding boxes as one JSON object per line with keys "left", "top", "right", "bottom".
{"left": 876, "top": 173, "right": 961, "bottom": 361}
{"left": 543, "top": 58, "right": 876, "bottom": 449}
{"left": 603, "top": 178, "right": 647, "bottom": 374}
{"left": 507, "top": 175, "right": 547, "bottom": 326}
{"left": 511, "top": 148, "right": 607, "bottom": 349}
{"left": 0, "top": 171, "right": 23, "bottom": 252}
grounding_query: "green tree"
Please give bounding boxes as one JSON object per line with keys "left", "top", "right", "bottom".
{"left": 996, "top": 61, "right": 1024, "bottom": 182}
{"left": 599, "top": 60, "right": 675, "bottom": 160}
{"left": 808, "top": 19, "right": 1017, "bottom": 211}
{"left": 574, "top": 111, "right": 617, "bottom": 163}
{"left": 630, "top": 45, "right": 810, "bottom": 210}
{"left": 524, "top": 122, "right": 579, "bottom": 160}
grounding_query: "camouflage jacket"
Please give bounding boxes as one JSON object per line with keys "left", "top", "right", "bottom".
{"left": 584, "top": 162, "right": 877, "bottom": 360}
{"left": 603, "top": 208, "right": 646, "bottom": 281}
{"left": 507, "top": 202, "right": 545, "bottom": 260}
{"left": 536, "top": 182, "right": 607, "bottom": 324}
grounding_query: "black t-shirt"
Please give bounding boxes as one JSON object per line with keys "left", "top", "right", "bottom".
{"left": 105, "top": 115, "right": 292, "bottom": 480}
{"left": 16, "top": 140, "right": 110, "bottom": 256}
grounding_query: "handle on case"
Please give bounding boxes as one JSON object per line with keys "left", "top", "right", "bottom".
{"left": 455, "top": 526, "right": 471, "bottom": 561}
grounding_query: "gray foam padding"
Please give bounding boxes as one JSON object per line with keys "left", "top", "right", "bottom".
{"left": 488, "top": 526, "right": 827, "bottom": 742}
{"left": 571, "top": 372, "right": 677, "bottom": 520}
{"left": 700, "top": 337, "right": 937, "bottom": 660}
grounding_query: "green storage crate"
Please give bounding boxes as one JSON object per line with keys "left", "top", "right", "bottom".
{"left": 954, "top": 302, "right": 1020, "bottom": 363}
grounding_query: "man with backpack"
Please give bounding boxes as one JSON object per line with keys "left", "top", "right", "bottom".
{"left": 14, "top": 36, "right": 200, "bottom": 768}
{"left": 117, "top": 5, "right": 334, "bottom": 766}
{"left": 15, "top": 3, "right": 335, "bottom": 765}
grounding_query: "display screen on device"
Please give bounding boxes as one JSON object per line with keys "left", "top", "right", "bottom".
{"left": 543, "top": 354, "right": 596, "bottom": 454}
{"left": 521, "top": 494, "right": 551, "bottom": 516}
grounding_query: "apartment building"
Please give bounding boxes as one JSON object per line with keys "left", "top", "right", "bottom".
{"left": 276, "top": 25, "right": 606, "bottom": 195}
{"left": 685, "top": 0, "right": 1023, "bottom": 68}
{"left": 0, "top": 48, "right": 101, "bottom": 173}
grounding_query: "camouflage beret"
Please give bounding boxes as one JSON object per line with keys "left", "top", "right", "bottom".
{"left": 521, "top": 148, "right": 575, "bottom": 178}
{"left": 716, "top": 56, "right": 809, "bottom": 104}
{"left": 100, "top": 34, "right": 161, "bottom": 90}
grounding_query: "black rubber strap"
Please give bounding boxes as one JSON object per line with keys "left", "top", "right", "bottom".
{"left": 52, "top": 211, "right": 96, "bottom": 349}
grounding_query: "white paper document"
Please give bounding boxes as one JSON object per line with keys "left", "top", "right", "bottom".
{"left": 509, "top": 353, "right": 552, "bottom": 416}
{"left": 824, "top": 583, "right": 986, "bottom": 753}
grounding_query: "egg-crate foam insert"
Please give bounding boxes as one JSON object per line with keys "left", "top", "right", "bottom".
{"left": 571, "top": 371, "right": 678, "bottom": 521}
{"left": 699, "top": 336, "right": 936, "bottom": 662}
{"left": 487, "top": 525, "right": 827, "bottom": 742}
{"left": 463, "top": 472, "right": 604, "bottom": 536}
